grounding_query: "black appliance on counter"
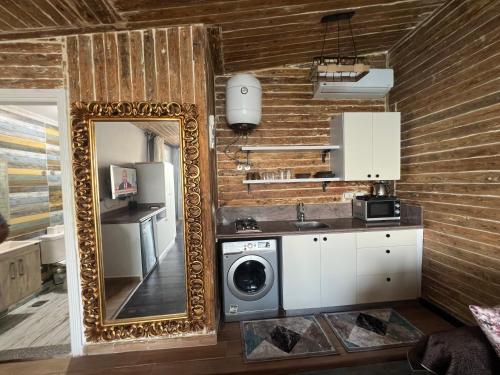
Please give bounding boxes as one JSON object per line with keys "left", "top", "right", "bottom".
{"left": 353, "top": 196, "right": 401, "bottom": 222}
{"left": 234, "top": 217, "right": 262, "bottom": 233}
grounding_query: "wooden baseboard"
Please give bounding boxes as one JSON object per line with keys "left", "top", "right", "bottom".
{"left": 83, "top": 330, "right": 217, "bottom": 355}
{"left": 418, "top": 298, "right": 464, "bottom": 328}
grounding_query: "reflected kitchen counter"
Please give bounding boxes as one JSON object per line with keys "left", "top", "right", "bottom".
{"left": 216, "top": 216, "right": 423, "bottom": 240}
{"left": 101, "top": 204, "right": 165, "bottom": 224}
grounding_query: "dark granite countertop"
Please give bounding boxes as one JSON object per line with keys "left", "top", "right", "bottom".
{"left": 216, "top": 217, "right": 423, "bottom": 240}
{"left": 101, "top": 204, "right": 165, "bottom": 224}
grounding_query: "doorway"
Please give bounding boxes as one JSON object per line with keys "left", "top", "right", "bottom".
{"left": 0, "top": 89, "right": 82, "bottom": 361}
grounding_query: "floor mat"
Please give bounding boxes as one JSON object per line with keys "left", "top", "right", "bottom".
{"left": 241, "top": 315, "right": 337, "bottom": 362}
{"left": 323, "top": 308, "right": 423, "bottom": 352}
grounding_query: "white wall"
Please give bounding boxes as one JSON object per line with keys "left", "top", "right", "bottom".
{"left": 95, "top": 122, "right": 148, "bottom": 213}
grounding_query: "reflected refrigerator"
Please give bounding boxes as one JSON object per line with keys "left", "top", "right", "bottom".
{"left": 136, "top": 162, "right": 177, "bottom": 258}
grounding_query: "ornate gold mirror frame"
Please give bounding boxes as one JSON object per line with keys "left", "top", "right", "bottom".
{"left": 71, "top": 101, "right": 206, "bottom": 342}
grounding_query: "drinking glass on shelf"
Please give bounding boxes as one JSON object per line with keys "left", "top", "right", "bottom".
{"left": 276, "top": 169, "right": 291, "bottom": 180}
{"left": 262, "top": 171, "right": 274, "bottom": 180}
{"left": 278, "top": 169, "right": 286, "bottom": 180}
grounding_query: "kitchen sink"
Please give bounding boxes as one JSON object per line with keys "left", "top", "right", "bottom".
{"left": 292, "top": 221, "right": 330, "bottom": 230}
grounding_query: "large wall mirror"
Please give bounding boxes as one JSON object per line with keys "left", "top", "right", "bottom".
{"left": 71, "top": 102, "right": 206, "bottom": 342}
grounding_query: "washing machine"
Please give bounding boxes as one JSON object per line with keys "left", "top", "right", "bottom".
{"left": 221, "top": 239, "right": 279, "bottom": 322}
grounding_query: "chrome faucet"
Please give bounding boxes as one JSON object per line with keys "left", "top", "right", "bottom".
{"left": 297, "top": 202, "right": 305, "bottom": 222}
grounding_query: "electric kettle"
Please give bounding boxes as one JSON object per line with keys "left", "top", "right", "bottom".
{"left": 372, "top": 181, "right": 391, "bottom": 197}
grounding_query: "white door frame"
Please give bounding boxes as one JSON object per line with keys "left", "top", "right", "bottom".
{"left": 0, "top": 88, "right": 84, "bottom": 356}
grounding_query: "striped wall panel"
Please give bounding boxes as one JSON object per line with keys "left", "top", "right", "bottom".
{"left": 0, "top": 160, "right": 8, "bottom": 219}
{"left": 0, "top": 107, "right": 62, "bottom": 238}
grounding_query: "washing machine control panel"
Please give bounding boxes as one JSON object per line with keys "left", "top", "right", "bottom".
{"left": 222, "top": 239, "right": 277, "bottom": 254}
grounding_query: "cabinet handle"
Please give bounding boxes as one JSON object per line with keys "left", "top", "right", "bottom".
{"left": 376, "top": 174, "right": 380, "bottom": 178}
{"left": 314, "top": 238, "right": 318, "bottom": 242}
{"left": 9, "top": 262, "right": 16, "bottom": 279}
{"left": 386, "top": 277, "right": 391, "bottom": 282}
{"left": 18, "top": 259, "right": 24, "bottom": 276}
{"left": 367, "top": 174, "right": 371, "bottom": 178}
{"left": 386, "top": 233, "right": 391, "bottom": 238}
{"left": 323, "top": 237, "right": 327, "bottom": 242}
{"left": 386, "top": 249, "right": 390, "bottom": 254}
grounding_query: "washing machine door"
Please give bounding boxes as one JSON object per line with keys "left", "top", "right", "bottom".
{"left": 227, "top": 255, "right": 274, "bottom": 301}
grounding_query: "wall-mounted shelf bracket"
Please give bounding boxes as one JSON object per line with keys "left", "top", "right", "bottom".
{"left": 321, "top": 150, "right": 330, "bottom": 163}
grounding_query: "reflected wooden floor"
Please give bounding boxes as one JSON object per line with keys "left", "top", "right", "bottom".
{"left": 104, "top": 278, "right": 141, "bottom": 319}
{"left": 116, "top": 233, "right": 187, "bottom": 319}
{"left": 0, "top": 301, "right": 455, "bottom": 374}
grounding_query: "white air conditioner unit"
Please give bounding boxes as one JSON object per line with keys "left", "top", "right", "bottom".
{"left": 312, "top": 68, "right": 394, "bottom": 99}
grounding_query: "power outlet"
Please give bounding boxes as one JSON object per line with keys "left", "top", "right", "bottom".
{"left": 343, "top": 192, "right": 354, "bottom": 200}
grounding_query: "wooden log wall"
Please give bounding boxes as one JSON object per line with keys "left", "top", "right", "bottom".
{"left": 215, "top": 55, "right": 387, "bottom": 207}
{"left": 0, "top": 107, "right": 62, "bottom": 239}
{"left": 0, "top": 38, "right": 65, "bottom": 88}
{"left": 388, "top": 0, "right": 500, "bottom": 323}
{"left": 66, "top": 26, "right": 200, "bottom": 103}
{"left": 65, "top": 25, "right": 218, "bottom": 332}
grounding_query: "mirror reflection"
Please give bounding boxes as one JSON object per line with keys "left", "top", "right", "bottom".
{"left": 94, "top": 119, "right": 186, "bottom": 322}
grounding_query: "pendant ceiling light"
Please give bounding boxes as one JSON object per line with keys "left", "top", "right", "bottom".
{"left": 309, "top": 11, "right": 370, "bottom": 83}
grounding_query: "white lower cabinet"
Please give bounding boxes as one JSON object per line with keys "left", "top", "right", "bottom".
{"left": 281, "top": 234, "right": 321, "bottom": 310}
{"left": 356, "top": 229, "right": 417, "bottom": 248}
{"left": 357, "top": 272, "right": 418, "bottom": 303}
{"left": 357, "top": 245, "right": 417, "bottom": 275}
{"left": 320, "top": 233, "right": 357, "bottom": 307}
{"left": 281, "top": 232, "right": 356, "bottom": 310}
{"left": 281, "top": 229, "right": 422, "bottom": 311}
{"left": 356, "top": 229, "right": 420, "bottom": 303}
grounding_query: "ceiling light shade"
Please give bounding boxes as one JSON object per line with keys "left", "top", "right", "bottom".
{"left": 309, "top": 11, "right": 370, "bottom": 83}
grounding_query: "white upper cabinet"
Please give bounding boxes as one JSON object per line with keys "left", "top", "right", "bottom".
{"left": 331, "top": 112, "right": 401, "bottom": 181}
{"left": 372, "top": 113, "right": 401, "bottom": 180}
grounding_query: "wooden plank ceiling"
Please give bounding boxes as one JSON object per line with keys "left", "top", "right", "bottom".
{"left": 0, "top": 0, "right": 444, "bottom": 72}
{"left": 133, "top": 121, "right": 180, "bottom": 146}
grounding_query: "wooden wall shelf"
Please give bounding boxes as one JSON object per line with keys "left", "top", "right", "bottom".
{"left": 243, "top": 177, "right": 340, "bottom": 184}
{"left": 243, "top": 177, "right": 340, "bottom": 193}
{"left": 241, "top": 145, "right": 339, "bottom": 152}
{"left": 242, "top": 145, "right": 339, "bottom": 163}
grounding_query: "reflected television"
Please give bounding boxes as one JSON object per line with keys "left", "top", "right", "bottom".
{"left": 110, "top": 165, "right": 137, "bottom": 199}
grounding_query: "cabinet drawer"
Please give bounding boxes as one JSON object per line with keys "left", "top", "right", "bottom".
{"left": 357, "top": 273, "right": 418, "bottom": 304}
{"left": 357, "top": 229, "right": 417, "bottom": 248}
{"left": 357, "top": 245, "right": 417, "bottom": 275}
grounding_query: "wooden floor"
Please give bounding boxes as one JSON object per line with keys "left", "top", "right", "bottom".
{"left": 0, "top": 302, "right": 454, "bottom": 375}
{"left": 0, "top": 286, "right": 71, "bottom": 362}
{"left": 0, "top": 287, "right": 70, "bottom": 351}
{"left": 116, "top": 234, "right": 187, "bottom": 319}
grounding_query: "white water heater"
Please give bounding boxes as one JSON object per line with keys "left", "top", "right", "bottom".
{"left": 226, "top": 73, "right": 262, "bottom": 133}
